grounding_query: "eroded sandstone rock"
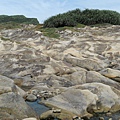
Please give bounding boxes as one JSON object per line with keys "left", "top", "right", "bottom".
{"left": 0, "top": 75, "right": 37, "bottom": 119}
{"left": 100, "top": 68, "right": 120, "bottom": 82}
{"left": 0, "top": 25, "right": 120, "bottom": 119}
{"left": 43, "top": 83, "right": 120, "bottom": 117}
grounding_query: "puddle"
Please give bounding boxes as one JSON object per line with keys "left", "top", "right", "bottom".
{"left": 26, "top": 99, "right": 49, "bottom": 115}
{"left": 26, "top": 99, "right": 120, "bottom": 120}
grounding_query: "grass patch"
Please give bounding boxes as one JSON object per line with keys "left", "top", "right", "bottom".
{"left": 0, "top": 22, "right": 22, "bottom": 30}
{"left": 90, "top": 23, "right": 112, "bottom": 27}
{"left": 1, "top": 37, "right": 11, "bottom": 41}
{"left": 35, "top": 26, "right": 60, "bottom": 39}
{"left": 42, "top": 28, "right": 60, "bottom": 39}
{"left": 76, "top": 23, "right": 86, "bottom": 28}
{"left": 35, "top": 24, "right": 85, "bottom": 39}
{"left": 57, "top": 26, "right": 74, "bottom": 31}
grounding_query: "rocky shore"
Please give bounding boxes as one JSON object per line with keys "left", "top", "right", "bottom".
{"left": 0, "top": 24, "right": 120, "bottom": 120}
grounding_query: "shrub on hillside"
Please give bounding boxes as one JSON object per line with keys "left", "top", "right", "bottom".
{"left": 80, "top": 9, "right": 120, "bottom": 25}
{"left": 44, "top": 9, "right": 120, "bottom": 27}
{"left": 44, "top": 14, "right": 77, "bottom": 27}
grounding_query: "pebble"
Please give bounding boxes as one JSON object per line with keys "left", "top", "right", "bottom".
{"left": 106, "top": 112, "right": 112, "bottom": 116}
{"left": 22, "top": 118, "right": 37, "bottom": 120}
{"left": 99, "top": 117, "right": 104, "bottom": 120}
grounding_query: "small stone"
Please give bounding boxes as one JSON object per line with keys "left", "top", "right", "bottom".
{"left": 99, "top": 117, "right": 104, "bottom": 120}
{"left": 26, "top": 94, "right": 37, "bottom": 102}
{"left": 52, "top": 109, "right": 61, "bottom": 113}
{"left": 109, "top": 118, "right": 112, "bottom": 120}
{"left": 106, "top": 112, "right": 112, "bottom": 116}
{"left": 22, "top": 118, "right": 37, "bottom": 120}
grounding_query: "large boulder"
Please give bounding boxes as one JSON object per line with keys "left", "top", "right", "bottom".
{"left": 44, "top": 87, "right": 98, "bottom": 116}
{"left": 0, "top": 75, "right": 14, "bottom": 88}
{"left": 0, "top": 92, "right": 37, "bottom": 119}
{"left": 77, "top": 83, "right": 120, "bottom": 113}
{"left": 0, "top": 75, "right": 25, "bottom": 96}
{"left": 0, "top": 75, "right": 37, "bottom": 119}
{"left": 44, "top": 83, "right": 120, "bottom": 117}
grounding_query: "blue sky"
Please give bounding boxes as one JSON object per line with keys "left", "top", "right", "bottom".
{"left": 1, "top": 0, "right": 120, "bottom": 23}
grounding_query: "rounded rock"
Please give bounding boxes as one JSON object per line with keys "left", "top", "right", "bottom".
{"left": 22, "top": 118, "right": 37, "bottom": 120}
{"left": 26, "top": 94, "right": 37, "bottom": 102}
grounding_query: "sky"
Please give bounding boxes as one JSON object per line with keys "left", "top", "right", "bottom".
{"left": 0, "top": 0, "right": 120, "bottom": 23}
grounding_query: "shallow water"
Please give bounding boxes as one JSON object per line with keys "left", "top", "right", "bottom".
{"left": 26, "top": 99, "right": 49, "bottom": 115}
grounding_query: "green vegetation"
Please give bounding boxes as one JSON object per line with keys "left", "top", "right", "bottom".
{"left": 44, "top": 9, "right": 80, "bottom": 28}
{"left": 1, "top": 37, "right": 11, "bottom": 41}
{"left": 35, "top": 24, "right": 85, "bottom": 39}
{"left": 44, "top": 9, "right": 120, "bottom": 28}
{"left": 0, "top": 15, "right": 39, "bottom": 25}
{"left": 0, "top": 22, "right": 22, "bottom": 30}
{"left": 76, "top": 23, "right": 86, "bottom": 28}
{"left": 39, "top": 27, "right": 60, "bottom": 39}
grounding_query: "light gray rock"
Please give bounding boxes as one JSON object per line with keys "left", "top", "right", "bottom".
{"left": 64, "top": 54, "right": 106, "bottom": 71}
{"left": 76, "top": 83, "right": 120, "bottom": 113}
{"left": 86, "top": 71, "right": 120, "bottom": 90}
{"left": 22, "top": 117, "right": 37, "bottom": 120}
{"left": 0, "top": 92, "right": 37, "bottom": 119}
{"left": 100, "top": 68, "right": 120, "bottom": 82}
{"left": 0, "top": 75, "right": 14, "bottom": 88}
{"left": 0, "top": 75, "right": 36, "bottom": 119}
{"left": 64, "top": 70, "right": 120, "bottom": 89}
{"left": 44, "top": 88, "right": 98, "bottom": 116}
{"left": 16, "top": 85, "right": 26, "bottom": 97}
{"left": 0, "top": 75, "right": 26, "bottom": 96}
{"left": 69, "top": 70, "right": 87, "bottom": 84}
{"left": 26, "top": 94, "right": 37, "bottom": 102}
{"left": 0, "top": 86, "right": 12, "bottom": 95}
{"left": 44, "top": 83, "right": 120, "bottom": 116}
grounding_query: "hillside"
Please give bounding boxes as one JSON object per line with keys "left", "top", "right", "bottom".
{"left": 0, "top": 15, "right": 39, "bottom": 25}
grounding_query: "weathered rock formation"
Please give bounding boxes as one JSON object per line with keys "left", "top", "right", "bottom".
{"left": 0, "top": 24, "right": 120, "bottom": 119}
{"left": 0, "top": 75, "right": 37, "bottom": 119}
